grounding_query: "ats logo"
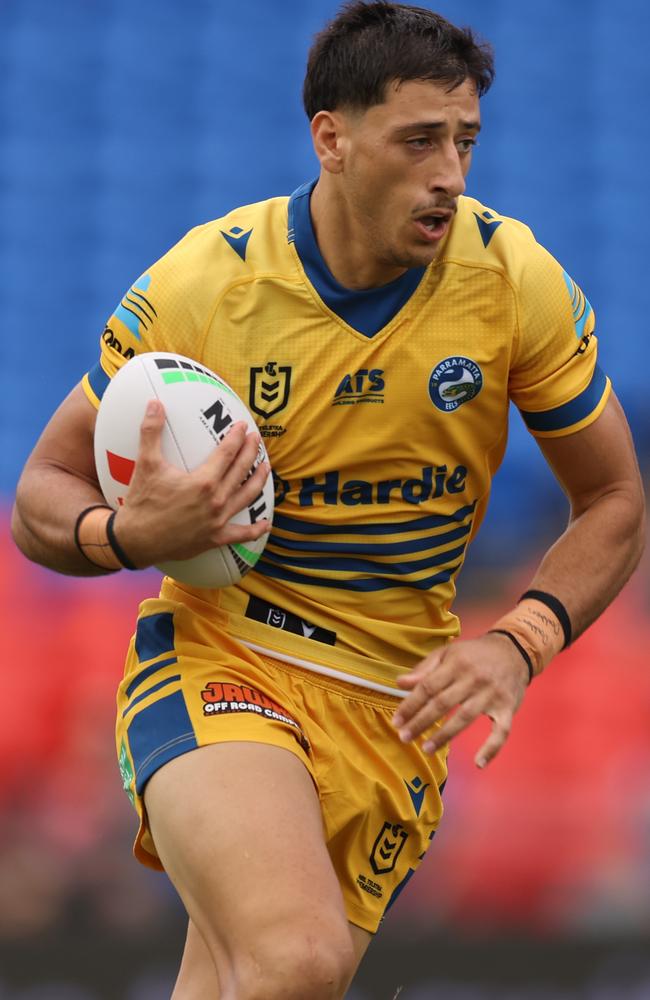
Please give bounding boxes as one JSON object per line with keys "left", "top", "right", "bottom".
{"left": 332, "top": 368, "right": 384, "bottom": 406}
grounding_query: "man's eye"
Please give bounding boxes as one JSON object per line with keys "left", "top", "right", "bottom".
{"left": 457, "top": 138, "right": 478, "bottom": 153}
{"left": 406, "top": 138, "right": 431, "bottom": 150}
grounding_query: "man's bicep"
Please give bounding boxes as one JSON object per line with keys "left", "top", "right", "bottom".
{"left": 21, "top": 382, "right": 100, "bottom": 488}
{"left": 536, "top": 392, "right": 644, "bottom": 516}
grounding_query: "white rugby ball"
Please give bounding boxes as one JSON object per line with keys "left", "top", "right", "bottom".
{"left": 93, "top": 352, "right": 273, "bottom": 587}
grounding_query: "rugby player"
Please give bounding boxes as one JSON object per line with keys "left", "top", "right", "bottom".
{"left": 12, "top": 3, "right": 645, "bottom": 997}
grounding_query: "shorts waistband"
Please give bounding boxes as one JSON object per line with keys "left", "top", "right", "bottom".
{"left": 251, "top": 643, "right": 406, "bottom": 709}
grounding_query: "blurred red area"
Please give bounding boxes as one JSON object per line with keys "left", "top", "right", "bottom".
{"left": 2, "top": 511, "right": 649, "bottom": 935}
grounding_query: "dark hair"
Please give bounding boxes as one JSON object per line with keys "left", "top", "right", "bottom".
{"left": 303, "top": 1, "right": 494, "bottom": 120}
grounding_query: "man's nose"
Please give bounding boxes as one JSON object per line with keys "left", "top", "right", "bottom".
{"left": 428, "top": 143, "right": 466, "bottom": 198}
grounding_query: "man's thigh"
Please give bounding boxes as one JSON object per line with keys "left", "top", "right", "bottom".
{"left": 145, "top": 741, "right": 357, "bottom": 996}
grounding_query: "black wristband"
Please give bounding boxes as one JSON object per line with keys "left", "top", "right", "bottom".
{"left": 106, "top": 510, "right": 137, "bottom": 571}
{"left": 74, "top": 504, "right": 116, "bottom": 566}
{"left": 519, "top": 589, "right": 572, "bottom": 649}
{"left": 488, "top": 628, "right": 534, "bottom": 684}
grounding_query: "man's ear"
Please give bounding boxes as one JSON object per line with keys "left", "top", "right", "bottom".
{"left": 310, "top": 110, "right": 349, "bottom": 174}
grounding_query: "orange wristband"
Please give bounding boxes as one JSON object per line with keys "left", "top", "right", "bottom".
{"left": 488, "top": 598, "right": 565, "bottom": 679}
{"left": 75, "top": 505, "right": 122, "bottom": 571}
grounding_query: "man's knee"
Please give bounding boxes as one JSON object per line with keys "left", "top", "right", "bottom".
{"left": 229, "top": 919, "right": 357, "bottom": 1000}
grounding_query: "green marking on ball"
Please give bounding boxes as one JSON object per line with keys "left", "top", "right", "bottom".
{"left": 160, "top": 368, "right": 236, "bottom": 394}
{"left": 232, "top": 542, "right": 261, "bottom": 566}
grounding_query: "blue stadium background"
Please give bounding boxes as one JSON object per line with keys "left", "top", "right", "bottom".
{"left": 2, "top": 0, "right": 649, "bottom": 552}
{"left": 0, "top": 0, "right": 650, "bottom": 1000}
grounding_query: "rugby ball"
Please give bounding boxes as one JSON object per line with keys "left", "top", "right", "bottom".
{"left": 93, "top": 352, "right": 273, "bottom": 587}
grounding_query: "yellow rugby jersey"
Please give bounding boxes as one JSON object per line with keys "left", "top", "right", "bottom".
{"left": 83, "top": 180, "right": 609, "bottom": 692}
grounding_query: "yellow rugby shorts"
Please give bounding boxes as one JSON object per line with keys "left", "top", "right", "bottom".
{"left": 116, "top": 592, "right": 448, "bottom": 933}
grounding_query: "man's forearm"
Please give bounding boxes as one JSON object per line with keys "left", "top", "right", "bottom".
{"left": 12, "top": 461, "right": 112, "bottom": 576}
{"left": 525, "top": 485, "right": 645, "bottom": 642}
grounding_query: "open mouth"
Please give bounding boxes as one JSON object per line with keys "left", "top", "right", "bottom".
{"left": 413, "top": 214, "right": 450, "bottom": 242}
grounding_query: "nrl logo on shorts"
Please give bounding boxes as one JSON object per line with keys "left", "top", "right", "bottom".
{"left": 249, "top": 362, "right": 292, "bottom": 420}
{"left": 370, "top": 822, "right": 408, "bottom": 875}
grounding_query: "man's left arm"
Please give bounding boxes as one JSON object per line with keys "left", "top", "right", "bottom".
{"left": 393, "top": 392, "right": 645, "bottom": 767}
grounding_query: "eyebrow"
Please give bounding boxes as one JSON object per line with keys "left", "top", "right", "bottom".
{"left": 393, "top": 119, "right": 482, "bottom": 135}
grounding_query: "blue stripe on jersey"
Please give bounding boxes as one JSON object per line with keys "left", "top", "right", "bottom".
{"left": 135, "top": 612, "right": 175, "bottom": 662}
{"left": 574, "top": 299, "right": 593, "bottom": 339}
{"left": 520, "top": 365, "right": 607, "bottom": 432}
{"left": 267, "top": 522, "right": 471, "bottom": 556}
{"left": 114, "top": 274, "right": 152, "bottom": 340}
{"left": 125, "top": 655, "right": 179, "bottom": 699}
{"left": 127, "top": 689, "right": 197, "bottom": 793}
{"left": 255, "top": 560, "right": 461, "bottom": 592}
{"left": 87, "top": 362, "right": 110, "bottom": 402}
{"left": 273, "top": 502, "right": 476, "bottom": 536}
{"left": 122, "top": 674, "right": 182, "bottom": 719}
{"left": 260, "top": 541, "right": 468, "bottom": 576}
{"left": 288, "top": 180, "right": 425, "bottom": 339}
{"left": 562, "top": 269, "right": 594, "bottom": 339}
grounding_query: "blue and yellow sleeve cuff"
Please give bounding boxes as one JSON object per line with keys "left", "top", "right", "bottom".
{"left": 82, "top": 361, "right": 111, "bottom": 410}
{"left": 519, "top": 365, "right": 611, "bottom": 438}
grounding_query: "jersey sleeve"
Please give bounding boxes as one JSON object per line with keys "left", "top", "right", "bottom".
{"left": 508, "top": 241, "right": 611, "bottom": 438}
{"left": 81, "top": 225, "right": 213, "bottom": 409}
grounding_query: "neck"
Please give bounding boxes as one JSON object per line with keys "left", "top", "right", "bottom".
{"left": 309, "top": 176, "right": 407, "bottom": 290}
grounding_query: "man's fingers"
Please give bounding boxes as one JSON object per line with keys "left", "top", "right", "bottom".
{"left": 421, "top": 698, "right": 485, "bottom": 754}
{"left": 137, "top": 399, "right": 166, "bottom": 466}
{"left": 396, "top": 649, "right": 445, "bottom": 691}
{"left": 218, "top": 430, "right": 265, "bottom": 496}
{"left": 395, "top": 679, "right": 472, "bottom": 743}
{"left": 218, "top": 517, "right": 271, "bottom": 546}
{"left": 393, "top": 653, "right": 450, "bottom": 728}
{"left": 474, "top": 714, "right": 512, "bottom": 769}
{"left": 219, "top": 460, "right": 271, "bottom": 526}
{"left": 201, "top": 421, "right": 249, "bottom": 474}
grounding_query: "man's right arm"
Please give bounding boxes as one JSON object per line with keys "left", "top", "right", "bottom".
{"left": 12, "top": 384, "right": 111, "bottom": 575}
{"left": 12, "top": 383, "right": 269, "bottom": 576}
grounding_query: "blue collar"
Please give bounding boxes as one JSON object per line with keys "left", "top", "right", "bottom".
{"left": 287, "top": 179, "right": 426, "bottom": 339}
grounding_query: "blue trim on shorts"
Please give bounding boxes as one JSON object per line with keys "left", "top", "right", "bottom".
{"left": 122, "top": 674, "right": 182, "bottom": 718}
{"left": 126, "top": 688, "right": 198, "bottom": 793}
{"left": 385, "top": 866, "right": 417, "bottom": 913}
{"left": 135, "top": 612, "right": 175, "bottom": 662}
{"left": 125, "top": 655, "right": 179, "bottom": 698}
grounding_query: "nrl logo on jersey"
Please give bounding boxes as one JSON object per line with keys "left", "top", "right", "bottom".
{"left": 249, "top": 362, "right": 291, "bottom": 436}
{"left": 428, "top": 356, "right": 483, "bottom": 412}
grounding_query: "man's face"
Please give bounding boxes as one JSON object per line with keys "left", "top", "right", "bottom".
{"left": 337, "top": 77, "right": 480, "bottom": 277}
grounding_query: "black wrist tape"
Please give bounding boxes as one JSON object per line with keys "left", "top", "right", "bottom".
{"left": 106, "top": 511, "right": 137, "bottom": 571}
{"left": 519, "top": 589, "right": 572, "bottom": 649}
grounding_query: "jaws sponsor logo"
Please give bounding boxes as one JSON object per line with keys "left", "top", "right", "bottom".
{"left": 273, "top": 465, "right": 467, "bottom": 508}
{"left": 332, "top": 368, "right": 384, "bottom": 406}
{"left": 200, "top": 682, "right": 309, "bottom": 750}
